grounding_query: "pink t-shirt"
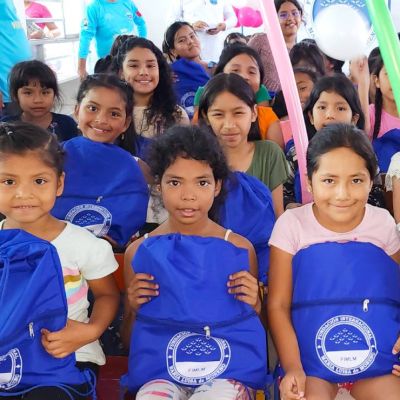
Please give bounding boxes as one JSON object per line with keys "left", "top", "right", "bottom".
{"left": 269, "top": 203, "right": 400, "bottom": 256}
{"left": 25, "top": 1, "right": 52, "bottom": 29}
{"left": 368, "top": 103, "right": 400, "bottom": 139}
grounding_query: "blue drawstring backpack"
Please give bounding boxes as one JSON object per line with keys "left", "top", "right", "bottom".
{"left": 219, "top": 172, "right": 275, "bottom": 284}
{"left": 52, "top": 137, "right": 149, "bottom": 247}
{"left": 291, "top": 241, "right": 400, "bottom": 382}
{"left": 171, "top": 58, "right": 210, "bottom": 119}
{"left": 121, "top": 234, "right": 267, "bottom": 393}
{"left": 0, "top": 230, "right": 95, "bottom": 398}
{"left": 373, "top": 128, "right": 400, "bottom": 173}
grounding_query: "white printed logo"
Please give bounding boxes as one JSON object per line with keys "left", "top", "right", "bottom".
{"left": 65, "top": 204, "right": 112, "bottom": 237}
{"left": 316, "top": 315, "right": 378, "bottom": 376}
{"left": 167, "top": 331, "right": 231, "bottom": 385}
{"left": 0, "top": 349, "right": 22, "bottom": 390}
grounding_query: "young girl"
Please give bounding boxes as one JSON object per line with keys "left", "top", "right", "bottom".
{"left": 1, "top": 60, "right": 79, "bottom": 142}
{"left": 284, "top": 74, "right": 368, "bottom": 208}
{"left": 0, "top": 121, "right": 119, "bottom": 399}
{"left": 113, "top": 36, "right": 189, "bottom": 158}
{"left": 275, "top": 0, "right": 303, "bottom": 51}
{"left": 51, "top": 74, "right": 149, "bottom": 249}
{"left": 198, "top": 73, "right": 288, "bottom": 217}
{"left": 162, "top": 21, "right": 211, "bottom": 119}
{"left": 121, "top": 125, "right": 267, "bottom": 398}
{"left": 268, "top": 123, "right": 400, "bottom": 400}
{"left": 369, "top": 51, "right": 400, "bottom": 173}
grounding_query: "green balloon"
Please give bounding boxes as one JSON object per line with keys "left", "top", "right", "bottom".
{"left": 366, "top": 0, "right": 400, "bottom": 114}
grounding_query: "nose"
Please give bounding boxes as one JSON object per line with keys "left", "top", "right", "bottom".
{"left": 325, "top": 107, "right": 336, "bottom": 120}
{"left": 15, "top": 182, "right": 34, "bottom": 199}
{"left": 222, "top": 116, "right": 236, "bottom": 129}
{"left": 33, "top": 93, "right": 43, "bottom": 103}
{"left": 180, "top": 185, "right": 196, "bottom": 201}
{"left": 139, "top": 65, "right": 148, "bottom": 75}
{"left": 94, "top": 111, "right": 108, "bottom": 124}
{"left": 335, "top": 182, "right": 350, "bottom": 201}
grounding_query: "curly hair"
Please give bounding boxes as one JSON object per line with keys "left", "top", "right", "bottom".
{"left": 113, "top": 37, "right": 179, "bottom": 133}
{"left": 146, "top": 125, "right": 230, "bottom": 222}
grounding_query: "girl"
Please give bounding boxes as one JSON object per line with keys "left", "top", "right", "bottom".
{"left": 284, "top": 74, "right": 367, "bottom": 209}
{"left": 275, "top": 0, "right": 303, "bottom": 51}
{"left": 0, "top": 121, "right": 119, "bottom": 399}
{"left": 289, "top": 41, "right": 326, "bottom": 78}
{"left": 1, "top": 60, "right": 79, "bottom": 142}
{"left": 213, "top": 44, "right": 284, "bottom": 147}
{"left": 268, "top": 123, "right": 400, "bottom": 400}
{"left": 198, "top": 73, "right": 288, "bottom": 217}
{"left": 52, "top": 74, "right": 149, "bottom": 249}
{"left": 113, "top": 37, "right": 189, "bottom": 158}
{"left": 162, "top": 22, "right": 211, "bottom": 119}
{"left": 121, "top": 125, "right": 266, "bottom": 398}
{"left": 369, "top": 51, "right": 400, "bottom": 173}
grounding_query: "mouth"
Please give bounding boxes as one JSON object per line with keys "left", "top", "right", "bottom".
{"left": 135, "top": 79, "right": 152, "bottom": 85}
{"left": 89, "top": 125, "right": 111, "bottom": 134}
{"left": 12, "top": 205, "right": 37, "bottom": 210}
{"left": 177, "top": 208, "right": 197, "bottom": 217}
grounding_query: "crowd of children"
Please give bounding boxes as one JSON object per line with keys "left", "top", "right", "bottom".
{"left": 1, "top": 0, "right": 400, "bottom": 399}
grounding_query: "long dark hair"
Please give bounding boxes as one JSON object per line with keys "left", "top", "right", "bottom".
{"left": 162, "top": 21, "right": 196, "bottom": 62}
{"left": 113, "top": 37, "right": 179, "bottom": 132}
{"left": 371, "top": 51, "right": 384, "bottom": 140}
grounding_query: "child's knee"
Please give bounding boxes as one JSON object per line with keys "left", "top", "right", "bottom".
{"left": 136, "top": 379, "right": 188, "bottom": 400}
{"left": 305, "top": 376, "right": 338, "bottom": 400}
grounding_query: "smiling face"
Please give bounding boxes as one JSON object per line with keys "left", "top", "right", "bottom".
{"left": 309, "top": 91, "right": 359, "bottom": 131}
{"left": 120, "top": 46, "right": 160, "bottom": 102}
{"left": 172, "top": 24, "right": 201, "bottom": 60}
{"left": 17, "top": 80, "right": 54, "bottom": 120}
{"left": 223, "top": 54, "right": 261, "bottom": 94}
{"left": 160, "top": 156, "right": 221, "bottom": 228}
{"left": 75, "top": 86, "right": 131, "bottom": 144}
{"left": 295, "top": 71, "right": 314, "bottom": 109}
{"left": 205, "top": 91, "right": 257, "bottom": 150}
{"left": 277, "top": 1, "right": 302, "bottom": 38}
{"left": 310, "top": 147, "right": 372, "bottom": 233}
{"left": 0, "top": 151, "right": 64, "bottom": 228}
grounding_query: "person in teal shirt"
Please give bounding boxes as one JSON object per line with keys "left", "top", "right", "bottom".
{"left": 78, "top": 0, "right": 147, "bottom": 80}
{"left": 0, "top": 0, "right": 32, "bottom": 116}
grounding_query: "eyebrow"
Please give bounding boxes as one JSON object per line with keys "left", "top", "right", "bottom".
{"left": 127, "top": 58, "right": 157, "bottom": 63}
{"left": 0, "top": 172, "right": 53, "bottom": 177}
{"left": 163, "top": 173, "right": 213, "bottom": 179}
{"left": 209, "top": 106, "right": 247, "bottom": 112}
{"left": 319, "top": 172, "right": 369, "bottom": 177}
{"left": 316, "top": 100, "right": 348, "bottom": 105}
{"left": 86, "top": 100, "right": 123, "bottom": 111}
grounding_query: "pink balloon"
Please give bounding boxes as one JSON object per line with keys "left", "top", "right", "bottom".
{"left": 252, "top": 10, "right": 263, "bottom": 27}
{"left": 232, "top": 6, "right": 241, "bottom": 28}
{"left": 258, "top": 0, "right": 311, "bottom": 204}
{"left": 238, "top": 7, "right": 257, "bottom": 27}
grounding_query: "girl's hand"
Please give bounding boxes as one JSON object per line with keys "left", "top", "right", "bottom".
{"left": 193, "top": 21, "right": 208, "bottom": 31}
{"left": 41, "top": 319, "right": 96, "bottom": 358}
{"left": 207, "top": 22, "right": 226, "bottom": 35}
{"left": 392, "top": 335, "right": 400, "bottom": 376}
{"left": 227, "top": 271, "right": 261, "bottom": 314}
{"left": 280, "top": 369, "right": 307, "bottom": 400}
{"left": 349, "top": 56, "right": 369, "bottom": 85}
{"left": 127, "top": 273, "right": 159, "bottom": 312}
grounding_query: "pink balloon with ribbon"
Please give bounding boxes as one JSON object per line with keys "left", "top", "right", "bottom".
{"left": 258, "top": 0, "right": 311, "bottom": 203}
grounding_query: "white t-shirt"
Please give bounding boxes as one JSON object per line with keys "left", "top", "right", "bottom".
{"left": 0, "top": 221, "right": 118, "bottom": 365}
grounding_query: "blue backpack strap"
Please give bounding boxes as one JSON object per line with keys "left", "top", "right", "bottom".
{"left": 291, "top": 241, "right": 400, "bottom": 382}
{"left": 0, "top": 230, "right": 96, "bottom": 396}
{"left": 220, "top": 171, "right": 275, "bottom": 284}
{"left": 122, "top": 234, "right": 268, "bottom": 391}
{"left": 372, "top": 128, "right": 400, "bottom": 173}
{"left": 52, "top": 137, "right": 149, "bottom": 247}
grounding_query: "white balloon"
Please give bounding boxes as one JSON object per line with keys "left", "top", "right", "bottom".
{"left": 313, "top": 4, "right": 369, "bottom": 61}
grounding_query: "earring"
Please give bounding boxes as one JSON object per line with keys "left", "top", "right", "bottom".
{"left": 121, "top": 133, "right": 125, "bottom": 140}
{"left": 307, "top": 186, "right": 312, "bottom": 193}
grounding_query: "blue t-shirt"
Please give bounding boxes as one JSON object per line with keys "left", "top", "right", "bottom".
{"left": 0, "top": 0, "right": 32, "bottom": 103}
{"left": 1, "top": 113, "right": 79, "bottom": 142}
{"left": 78, "top": 0, "right": 147, "bottom": 59}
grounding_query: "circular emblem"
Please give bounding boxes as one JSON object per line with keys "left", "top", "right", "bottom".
{"left": 316, "top": 315, "right": 378, "bottom": 376}
{"left": 181, "top": 92, "right": 196, "bottom": 119}
{"left": 166, "top": 331, "right": 231, "bottom": 385}
{"left": 0, "top": 349, "right": 23, "bottom": 390}
{"left": 303, "top": 0, "right": 391, "bottom": 49}
{"left": 65, "top": 204, "right": 112, "bottom": 237}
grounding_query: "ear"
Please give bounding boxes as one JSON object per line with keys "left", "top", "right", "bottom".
{"left": 306, "top": 176, "right": 313, "bottom": 193}
{"left": 351, "top": 113, "right": 360, "bottom": 126}
{"left": 119, "top": 69, "right": 125, "bottom": 81}
{"left": 214, "top": 179, "right": 222, "bottom": 197}
{"left": 74, "top": 104, "right": 80, "bottom": 121}
{"left": 251, "top": 104, "right": 258, "bottom": 123}
{"left": 56, "top": 172, "right": 65, "bottom": 197}
{"left": 373, "top": 74, "right": 380, "bottom": 88}
{"left": 123, "top": 115, "right": 132, "bottom": 132}
{"left": 308, "top": 110, "right": 314, "bottom": 126}
{"left": 201, "top": 110, "right": 210, "bottom": 126}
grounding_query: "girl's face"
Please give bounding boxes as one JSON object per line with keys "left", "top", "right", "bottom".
{"left": 309, "top": 91, "right": 359, "bottom": 131}
{"left": 374, "top": 66, "right": 394, "bottom": 102}
{"left": 17, "top": 79, "right": 55, "bottom": 119}
{"left": 75, "top": 86, "right": 131, "bottom": 144}
{"left": 205, "top": 91, "right": 257, "bottom": 150}
{"left": 160, "top": 156, "right": 221, "bottom": 227}
{"left": 278, "top": 1, "right": 302, "bottom": 38}
{"left": 0, "top": 151, "right": 64, "bottom": 227}
{"left": 121, "top": 46, "right": 160, "bottom": 98}
{"left": 310, "top": 147, "right": 372, "bottom": 233}
{"left": 223, "top": 54, "right": 261, "bottom": 94}
{"left": 172, "top": 25, "right": 201, "bottom": 59}
{"left": 295, "top": 72, "right": 314, "bottom": 109}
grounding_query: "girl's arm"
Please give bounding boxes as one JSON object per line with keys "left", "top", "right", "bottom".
{"left": 120, "top": 238, "right": 159, "bottom": 349}
{"left": 267, "top": 245, "right": 306, "bottom": 399}
{"left": 267, "top": 121, "right": 284, "bottom": 149}
{"left": 272, "top": 184, "right": 285, "bottom": 217}
{"left": 41, "top": 274, "right": 119, "bottom": 358}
